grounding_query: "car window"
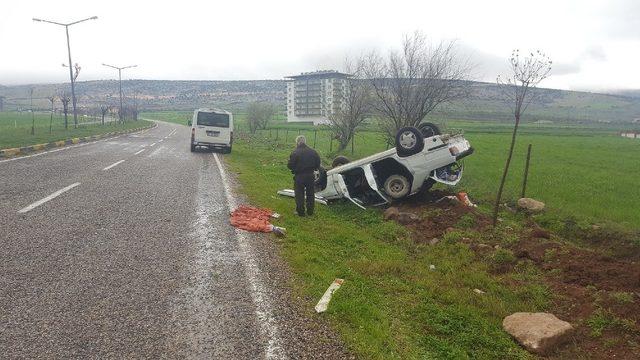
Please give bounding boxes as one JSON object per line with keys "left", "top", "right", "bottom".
{"left": 197, "top": 112, "right": 229, "bottom": 127}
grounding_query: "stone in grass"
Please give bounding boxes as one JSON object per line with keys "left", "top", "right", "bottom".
{"left": 503, "top": 312, "right": 573, "bottom": 355}
{"left": 396, "top": 212, "right": 420, "bottom": 225}
{"left": 517, "top": 198, "right": 546, "bottom": 213}
{"left": 383, "top": 207, "right": 400, "bottom": 220}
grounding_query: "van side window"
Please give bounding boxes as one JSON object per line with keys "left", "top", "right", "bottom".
{"left": 197, "top": 112, "right": 229, "bottom": 127}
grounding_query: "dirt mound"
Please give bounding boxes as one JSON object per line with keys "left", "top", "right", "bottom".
{"left": 390, "top": 190, "right": 491, "bottom": 243}
{"left": 384, "top": 192, "right": 640, "bottom": 358}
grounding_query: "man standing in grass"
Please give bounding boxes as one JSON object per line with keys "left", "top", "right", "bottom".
{"left": 288, "top": 135, "right": 321, "bottom": 217}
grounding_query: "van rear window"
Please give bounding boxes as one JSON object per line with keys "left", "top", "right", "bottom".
{"left": 197, "top": 112, "right": 229, "bottom": 127}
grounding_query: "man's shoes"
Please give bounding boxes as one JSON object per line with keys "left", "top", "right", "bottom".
{"left": 296, "top": 212, "right": 305, "bottom": 217}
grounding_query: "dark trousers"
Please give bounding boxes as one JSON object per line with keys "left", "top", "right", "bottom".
{"left": 294, "top": 172, "right": 315, "bottom": 216}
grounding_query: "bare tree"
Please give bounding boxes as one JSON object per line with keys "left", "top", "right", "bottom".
{"left": 47, "top": 95, "right": 57, "bottom": 133}
{"left": 328, "top": 59, "right": 371, "bottom": 151}
{"left": 247, "top": 102, "right": 276, "bottom": 134}
{"left": 100, "top": 104, "right": 111, "bottom": 125}
{"left": 58, "top": 91, "right": 71, "bottom": 129}
{"left": 492, "top": 50, "right": 552, "bottom": 226}
{"left": 362, "top": 32, "right": 472, "bottom": 139}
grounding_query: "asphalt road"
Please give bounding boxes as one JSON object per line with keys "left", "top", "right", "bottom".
{"left": 0, "top": 121, "right": 348, "bottom": 359}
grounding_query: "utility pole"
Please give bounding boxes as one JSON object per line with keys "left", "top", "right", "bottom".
{"left": 33, "top": 16, "right": 97, "bottom": 128}
{"left": 102, "top": 64, "right": 137, "bottom": 122}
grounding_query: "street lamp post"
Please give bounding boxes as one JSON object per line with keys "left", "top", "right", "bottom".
{"left": 102, "top": 64, "right": 137, "bottom": 122}
{"left": 33, "top": 16, "right": 97, "bottom": 128}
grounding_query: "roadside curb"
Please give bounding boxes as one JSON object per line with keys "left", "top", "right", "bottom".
{"left": 0, "top": 122, "right": 157, "bottom": 159}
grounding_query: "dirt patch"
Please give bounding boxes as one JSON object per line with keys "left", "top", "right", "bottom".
{"left": 385, "top": 192, "right": 640, "bottom": 359}
{"left": 389, "top": 190, "right": 491, "bottom": 243}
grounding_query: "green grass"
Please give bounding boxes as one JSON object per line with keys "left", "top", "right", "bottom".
{"left": 139, "top": 110, "right": 638, "bottom": 357}
{"left": 142, "top": 111, "right": 640, "bottom": 228}
{"left": 224, "top": 136, "right": 543, "bottom": 359}
{"left": 0, "top": 112, "right": 150, "bottom": 149}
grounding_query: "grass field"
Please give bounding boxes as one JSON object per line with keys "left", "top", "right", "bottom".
{"left": 0, "top": 112, "right": 150, "bottom": 149}
{"left": 143, "top": 111, "right": 639, "bottom": 228}
{"left": 142, "top": 111, "right": 639, "bottom": 358}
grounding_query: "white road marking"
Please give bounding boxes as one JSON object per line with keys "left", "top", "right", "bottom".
{"left": 213, "top": 153, "right": 284, "bottom": 359}
{"left": 134, "top": 149, "right": 145, "bottom": 155}
{"left": 102, "top": 160, "right": 125, "bottom": 171}
{"left": 18, "top": 182, "right": 81, "bottom": 213}
{"left": 150, "top": 142, "right": 157, "bottom": 147}
{"left": 165, "top": 128, "right": 177, "bottom": 138}
{"left": 158, "top": 139, "right": 164, "bottom": 143}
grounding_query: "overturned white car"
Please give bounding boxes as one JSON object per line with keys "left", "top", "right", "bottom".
{"left": 278, "top": 124, "right": 474, "bottom": 209}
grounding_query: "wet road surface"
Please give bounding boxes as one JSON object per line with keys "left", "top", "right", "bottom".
{"left": 0, "top": 121, "right": 349, "bottom": 359}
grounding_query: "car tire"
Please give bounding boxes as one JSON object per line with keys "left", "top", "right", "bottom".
{"left": 383, "top": 174, "right": 411, "bottom": 199}
{"left": 417, "top": 122, "right": 441, "bottom": 138}
{"left": 332, "top": 155, "right": 350, "bottom": 168}
{"left": 225, "top": 145, "right": 232, "bottom": 154}
{"left": 190, "top": 144, "right": 196, "bottom": 152}
{"left": 395, "top": 127, "right": 425, "bottom": 157}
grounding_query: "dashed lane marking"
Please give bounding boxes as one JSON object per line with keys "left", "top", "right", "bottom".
{"left": 134, "top": 149, "right": 146, "bottom": 155}
{"left": 102, "top": 160, "right": 125, "bottom": 171}
{"left": 18, "top": 182, "right": 81, "bottom": 214}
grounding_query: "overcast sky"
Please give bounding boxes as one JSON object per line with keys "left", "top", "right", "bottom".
{"left": 1, "top": 0, "right": 638, "bottom": 91}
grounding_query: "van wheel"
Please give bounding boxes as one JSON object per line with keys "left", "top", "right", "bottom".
{"left": 395, "top": 127, "right": 425, "bottom": 157}
{"left": 190, "top": 144, "right": 196, "bottom": 152}
{"left": 417, "top": 122, "right": 441, "bottom": 138}
{"left": 332, "top": 156, "right": 350, "bottom": 168}
{"left": 225, "top": 145, "right": 232, "bottom": 154}
{"left": 383, "top": 174, "right": 411, "bottom": 199}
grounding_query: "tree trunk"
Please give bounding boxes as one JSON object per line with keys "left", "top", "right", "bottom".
{"left": 492, "top": 114, "right": 521, "bottom": 226}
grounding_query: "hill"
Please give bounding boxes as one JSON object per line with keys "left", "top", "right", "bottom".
{"left": 1, "top": 80, "right": 639, "bottom": 124}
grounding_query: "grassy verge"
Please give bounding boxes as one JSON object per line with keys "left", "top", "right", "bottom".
{"left": 144, "top": 110, "right": 638, "bottom": 356}
{"left": 0, "top": 112, "right": 150, "bottom": 149}
{"left": 225, "top": 135, "right": 550, "bottom": 359}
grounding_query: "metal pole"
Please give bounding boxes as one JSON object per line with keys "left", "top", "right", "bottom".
{"left": 313, "top": 130, "right": 317, "bottom": 148}
{"left": 118, "top": 68, "right": 123, "bottom": 122}
{"left": 65, "top": 26, "right": 78, "bottom": 128}
{"left": 30, "top": 88, "right": 35, "bottom": 135}
{"left": 521, "top": 144, "right": 532, "bottom": 198}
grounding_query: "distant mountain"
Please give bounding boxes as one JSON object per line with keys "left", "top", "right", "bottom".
{"left": 1, "top": 79, "right": 639, "bottom": 123}
{"left": 608, "top": 89, "right": 640, "bottom": 99}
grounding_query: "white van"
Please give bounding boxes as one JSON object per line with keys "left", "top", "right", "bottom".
{"left": 190, "top": 108, "right": 233, "bottom": 153}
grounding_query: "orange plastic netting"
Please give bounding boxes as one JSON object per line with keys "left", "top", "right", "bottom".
{"left": 230, "top": 205, "right": 274, "bottom": 233}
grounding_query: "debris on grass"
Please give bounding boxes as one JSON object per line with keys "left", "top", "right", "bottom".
{"left": 315, "top": 278, "right": 345, "bottom": 313}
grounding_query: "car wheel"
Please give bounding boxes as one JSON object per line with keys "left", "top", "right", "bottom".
{"left": 190, "top": 144, "right": 196, "bottom": 152}
{"left": 383, "top": 174, "right": 411, "bottom": 199}
{"left": 395, "top": 127, "right": 425, "bottom": 157}
{"left": 417, "top": 122, "right": 441, "bottom": 138}
{"left": 332, "top": 155, "right": 350, "bottom": 168}
{"left": 225, "top": 145, "right": 232, "bottom": 154}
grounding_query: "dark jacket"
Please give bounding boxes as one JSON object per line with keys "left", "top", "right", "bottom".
{"left": 288, "top": 144, "right": 321, "bottom": 175}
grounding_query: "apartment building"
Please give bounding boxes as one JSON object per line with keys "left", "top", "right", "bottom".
{"left": 285, "top": 70, "right": 350, "bottom": 125}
